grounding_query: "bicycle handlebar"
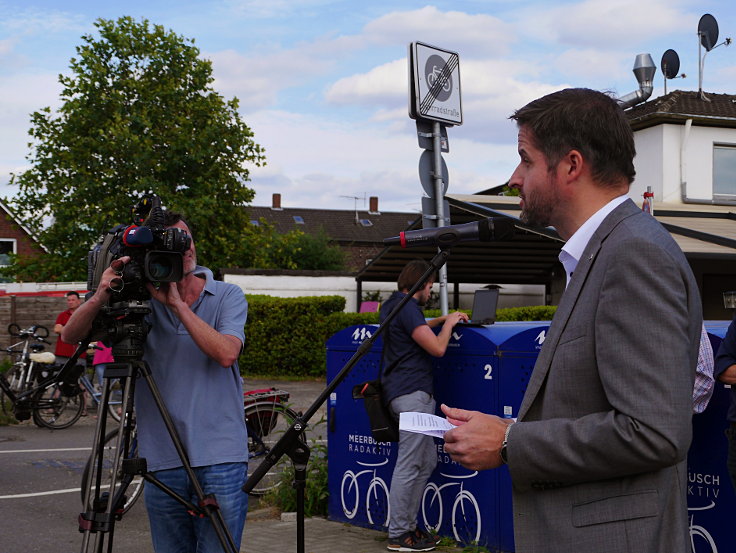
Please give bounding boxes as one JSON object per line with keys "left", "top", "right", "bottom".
{"left": 7, "top": 324, "right": 50, "bottom": 339}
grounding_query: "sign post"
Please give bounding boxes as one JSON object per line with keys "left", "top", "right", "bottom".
{"left": 409, "top": 41, "right": 462, "bottom": 314}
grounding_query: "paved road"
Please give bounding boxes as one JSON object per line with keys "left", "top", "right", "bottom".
{"left": 0, "top": 377, "right": 330, "bottom": 553}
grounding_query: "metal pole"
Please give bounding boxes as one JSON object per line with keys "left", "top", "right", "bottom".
{"left": 433, "top": 121, "right": 449, "bottom": 315}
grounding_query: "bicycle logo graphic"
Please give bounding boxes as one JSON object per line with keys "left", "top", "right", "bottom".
{"left": 340, "top": 460, "right": 391, "bottom": 527}
{"left": 424, "top": 54, "right": 453, "bottom": 102}
{"left": 689, "top": 501, "right": 717, "bottom": 553}
{"left": 421, "top": 471, "right": 481, "bottom": 544}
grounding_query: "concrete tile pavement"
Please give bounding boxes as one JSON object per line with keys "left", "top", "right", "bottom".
{"left": 241, "top": 511, "right": 389, "bottom": 553}
{"left": 241, "top": 510, "right": 464, "bottom": 553}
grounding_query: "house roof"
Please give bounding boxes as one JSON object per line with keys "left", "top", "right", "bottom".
{"left": 246, "top": 205, "right": 419, "bottom": 244}
{"left": 0, "top": 198, "right": 48, "bottom": 253}
{"left": 625, "top": 90, "right": 736, "bottom": 131}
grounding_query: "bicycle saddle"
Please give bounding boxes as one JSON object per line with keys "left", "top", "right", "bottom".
{"left": 29, "top": 352, "right": 56, "bottom": 364}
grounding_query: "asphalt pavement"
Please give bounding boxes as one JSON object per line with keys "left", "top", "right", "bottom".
{"left": 0, "top": 377, "right": 464, "bottom": 553}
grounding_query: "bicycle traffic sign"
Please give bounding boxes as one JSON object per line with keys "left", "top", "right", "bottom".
{"left": 409, "top": 42, "right": 462, "bottom": 125}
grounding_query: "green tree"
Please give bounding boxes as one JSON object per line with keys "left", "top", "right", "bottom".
{"left": 5, "top": 16, "right": 265, "bottom": 282}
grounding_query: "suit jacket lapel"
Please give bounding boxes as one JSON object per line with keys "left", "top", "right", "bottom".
{"left": 517, "top": 199, "right": 640, "bottom": 420}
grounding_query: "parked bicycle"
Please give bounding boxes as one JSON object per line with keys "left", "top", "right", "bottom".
{"left": 0, "top": 324, "right": 54, "bottom": 406}
{"left": 0, "top": 326, "right": 88, "bottom": 429}
{"left": 80, "top": 388, "right": 301, "bottom": 513}
{"left": 78, "top": 366, "right": 124, "bottom": 422}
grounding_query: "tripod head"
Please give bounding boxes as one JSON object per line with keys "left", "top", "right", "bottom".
{"left": 89, "top": 300, "right": 152, "bottom": 363}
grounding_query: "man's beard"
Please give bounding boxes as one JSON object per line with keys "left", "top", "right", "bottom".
{"left": 520, "top": 175, "right": 558, "bottom": 229}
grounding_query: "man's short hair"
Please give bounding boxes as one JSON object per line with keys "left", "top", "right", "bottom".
{"left": 66, "top": 291, "right": 80, "bottom": 299}
{"left": 397, "top": 259, "right": 434, "bottom": 292}
{"left": 163, "top": 210, "right": 193, "bottom": 238}
{"left": 510, "top": 88, "right": 636, "bottom": 187}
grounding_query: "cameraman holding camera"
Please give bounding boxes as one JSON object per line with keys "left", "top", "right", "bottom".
{"left": 63, "top": 211, "right": 249, "bottom": 553}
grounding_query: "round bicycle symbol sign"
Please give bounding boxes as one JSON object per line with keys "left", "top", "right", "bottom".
{"left": 424, "top": 54, "right": 453, "bottom": 102}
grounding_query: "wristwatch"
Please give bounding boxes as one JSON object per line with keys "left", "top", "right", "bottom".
{"left": 500, "top": 422, "right": 513, "bottom": 464}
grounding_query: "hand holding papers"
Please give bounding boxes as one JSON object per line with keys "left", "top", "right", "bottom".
{"left": 399, "top": 411, "right": 457, "bottom": 439}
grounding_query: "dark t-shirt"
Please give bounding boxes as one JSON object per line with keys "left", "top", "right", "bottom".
{"left": 714, "top": 319, "right": 736, "bottom": 422}
{"left": 379, "top": 291, "right": 433, "bottom": 404}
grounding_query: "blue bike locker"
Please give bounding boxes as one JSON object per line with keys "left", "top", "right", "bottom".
{"left": 325, "top": 322, "right": 736, "bottom": 553}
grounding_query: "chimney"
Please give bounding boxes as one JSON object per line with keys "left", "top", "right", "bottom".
{"left": 271, "top": 193, "right": 282, "bottom": 211}
{"left": 369, "top": 196, "right": 380, "bottom": 214}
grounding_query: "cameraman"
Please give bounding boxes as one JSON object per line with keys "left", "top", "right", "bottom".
{"left": 63, "top": 211, "right": 249, "bottom": 553}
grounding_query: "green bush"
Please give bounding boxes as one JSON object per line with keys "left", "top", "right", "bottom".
{"left": 238, "top": 294, "right": 556, "bottom": 378}
{"left": 260, "top": 418, "right": 329, "bottom": 517}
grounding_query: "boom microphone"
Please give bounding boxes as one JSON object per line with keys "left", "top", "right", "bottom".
{"left": 384, "top": 217, "right": 515, "bottom": 248}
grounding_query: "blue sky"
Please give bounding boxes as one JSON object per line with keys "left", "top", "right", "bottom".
{"left": 1, "top": 0, "right": 735, "bottom": 215}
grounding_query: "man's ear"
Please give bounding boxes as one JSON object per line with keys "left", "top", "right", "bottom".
{"left": 565, "top": 149, "right": 584, "bottom": 182}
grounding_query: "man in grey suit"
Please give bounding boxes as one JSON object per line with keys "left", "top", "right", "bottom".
{"left": 442, "top": 88, "right": 701, "bottom": 553}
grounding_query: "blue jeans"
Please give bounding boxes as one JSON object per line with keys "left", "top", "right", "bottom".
{"left": 144, "top": 462, "right": 248, "bottom": 553}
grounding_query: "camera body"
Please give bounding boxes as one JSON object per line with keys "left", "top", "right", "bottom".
{"left": 87, "top": 194, "right": 191, "bottom": 302}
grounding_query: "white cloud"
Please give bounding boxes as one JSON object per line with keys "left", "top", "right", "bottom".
{"left": 515, "top": 0, "right": 693, "bottom": 48}
{"left": 0, "top": 7, "right": 87, "bottom": 36}
{"left": 325, "top": 59, "right": 406, "bottom": 107}
{"left": 363, "top": 6, "right": 516, "bottom": 58}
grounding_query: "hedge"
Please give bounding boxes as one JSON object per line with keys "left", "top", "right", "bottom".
{"left": 238, "top": 295, "right": 557, "bottom": 378}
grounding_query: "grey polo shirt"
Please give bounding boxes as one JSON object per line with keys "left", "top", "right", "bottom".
{"left": 135, "top": 265, "right": 248, "bottom": 472}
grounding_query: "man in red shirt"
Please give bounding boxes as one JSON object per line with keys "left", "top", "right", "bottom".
{"left": 54, "top": 291, "right": 86, "bottom": 365}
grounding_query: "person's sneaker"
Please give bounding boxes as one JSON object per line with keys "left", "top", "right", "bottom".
{"left": 413, "top": 528, "right": 441, "bottom": 546}
{"left": 387, "top": 531, "right": 436, "bottom": 551}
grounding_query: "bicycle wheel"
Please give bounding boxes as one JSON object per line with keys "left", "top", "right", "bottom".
{"left": 31, "top": 382, "right": 84, "bottom": 429}
{"left": 81, "top": 428, "right": 143, "bottom": 515}
{"left": 106, "top": 379, "right": 124, "bottom": 422}
{"left": 245, "top": 401, "right": 301, "bottom": 495}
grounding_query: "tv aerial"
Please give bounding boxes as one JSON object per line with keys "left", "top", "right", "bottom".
{"left": 340, "top": 193, "right": 366, "bottom": 224}
{"left": 660, "top": 49, "right": 686, "bottom": 95}
{"left": 697, "top": 13, "right": 732, "bottom": 101}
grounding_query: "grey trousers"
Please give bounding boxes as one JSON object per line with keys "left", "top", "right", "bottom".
{"left": 388, "top": 390, "right": 437, "bottom": 538}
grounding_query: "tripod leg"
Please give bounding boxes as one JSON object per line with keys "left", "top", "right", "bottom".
{"left": 80, "top": 363, "right": 138, "bottom": 553}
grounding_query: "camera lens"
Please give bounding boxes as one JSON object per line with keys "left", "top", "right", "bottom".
{"left": 149, "top": 259, "right": 174, "bottom": 280}
{"left": 144, "top": 251, "right": 184, "bottom": 282}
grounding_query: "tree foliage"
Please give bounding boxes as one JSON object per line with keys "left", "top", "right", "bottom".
{"left": 6, "top": 16, "right": 265, "bottom": 281}
{"left": 240, "top": 222, "right": 346, "bottom": 271}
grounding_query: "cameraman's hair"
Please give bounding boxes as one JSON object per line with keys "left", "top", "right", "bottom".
{"left": 510, "top": 88, "right": 636, "bottom": 187}
{"left": 66, "top": 291, "right": 80, "bottom": 299}
{"left": 397, "top": 259, "right": 434, "bottom": 292}
{"left": 163, "top": 210, "right": 193, "bottom": 238}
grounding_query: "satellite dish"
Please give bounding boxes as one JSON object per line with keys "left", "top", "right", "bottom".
{"left": 698, "top": 13, "right": 719, "bottom": 51}
{"left": 661, "top": 49, "right": 680, "bottom": 79}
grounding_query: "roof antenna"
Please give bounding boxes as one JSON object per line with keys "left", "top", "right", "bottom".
{"left": 340, "top": 193, "right": 366, "bottom": 225}
{"left": 660, "top": 49, "right": 686, "bottom": 95}
{"left": 697, "top": 13, "right": 732, "bottom": 101}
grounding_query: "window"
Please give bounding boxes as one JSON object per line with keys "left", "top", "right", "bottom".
{"left": 359, "top": 219, "right": 373, "bottom": 227}
{"left": 713, "top": 144, "right": 736, "bottom": 199}
{"left": 0, "top": 239, "right": 17, "bottom": 266}
{"left": 293, "top": 216, "right": 305, "bottom": 225}
{"left": 250, "top": 219, "right": 260, "bottom": 226}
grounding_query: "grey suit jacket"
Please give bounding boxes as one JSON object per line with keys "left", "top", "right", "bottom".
{"left": 507, "top": 199, "right": 701, "bottom": 553}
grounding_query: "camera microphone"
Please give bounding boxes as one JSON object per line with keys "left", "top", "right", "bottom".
{"left": 384, "top": 217, "right": 515, "bottom": 248}
{"left": 123, "top": 225, "right": 154, "bottom": 246}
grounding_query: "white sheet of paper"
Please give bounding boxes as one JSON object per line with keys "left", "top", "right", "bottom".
{"left": 399, "top": 412, "right": 456, "bottom": 439}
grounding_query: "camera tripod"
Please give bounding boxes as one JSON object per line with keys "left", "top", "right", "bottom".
{"left": 78, "top": 300, "right": 239, "bottom": 553}
{"left": 242, "top": 247, "right": 452, "bottom": 553}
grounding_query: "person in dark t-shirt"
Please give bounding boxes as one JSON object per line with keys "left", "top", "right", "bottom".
{"left": 380, "top": 259, "right": 468, "bottom": 552}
